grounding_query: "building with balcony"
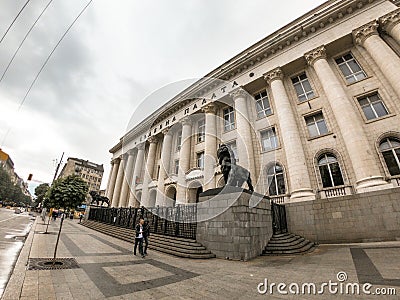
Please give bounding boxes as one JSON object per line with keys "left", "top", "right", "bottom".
{"left": 106, "top": 0, "right": 400, "bottom": 208}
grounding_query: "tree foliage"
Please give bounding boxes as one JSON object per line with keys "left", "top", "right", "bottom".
{"left": 34, "top": 183, "right": 50, "bottom": 207}
{"left": 0, "top": 165, "right": 32, "bottom": 206}
{"left": 44, "top": 175, "right": 88, "bottom": 210}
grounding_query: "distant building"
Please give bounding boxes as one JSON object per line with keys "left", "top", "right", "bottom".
{"left": 59, "top": 158, "right": 104, "bottom": 195}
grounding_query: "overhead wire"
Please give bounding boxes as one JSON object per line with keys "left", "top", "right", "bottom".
{"left": 0, "top": 0, "right": 31, "bottom": 44}
{"left": 18, "top": 0, "right": 93, "bottom": 111}
{"left": 0, "top": 0, "right": 55, "bottom": 84}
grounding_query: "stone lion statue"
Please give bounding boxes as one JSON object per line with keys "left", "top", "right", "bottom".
{"left": 217, "top": 144, "right": 254, "bottom": 191}
{"left": 89, "top": 191, "right": 110, "bottom": 207}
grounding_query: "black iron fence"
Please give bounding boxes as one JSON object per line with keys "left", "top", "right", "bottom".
{"left": 88, "top": 205, "right": 197, "bottom": 239}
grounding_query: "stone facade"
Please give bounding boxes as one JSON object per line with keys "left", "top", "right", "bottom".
{"left": 59, "top": 157, "right": 104, "bottom": 198}
{"left": 196, "top": 187, "right": 273, "bottom": 261}
{"left": 107, "top": 0, "right": 400, "bottom": 208}
{"left": 285, "top": 187, "right": 400, "bottom": 243}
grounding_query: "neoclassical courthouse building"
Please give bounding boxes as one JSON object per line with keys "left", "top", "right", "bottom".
{"left": 106, "top": 0, "right": 400, "bottom": 209}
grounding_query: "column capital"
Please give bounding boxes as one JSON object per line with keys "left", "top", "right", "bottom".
{"left": 127, "top": 149, "right": 136, "bottom": 156}
{"left": 203, "top": 103, "right": 217, "bottom": 114}
{"left": 111, "top": 157, "right": 120, "bottom": 165}
{"left": 263, "top": 67, "right": 283, "bottom": 84}
{"left": 136, "top": 142, "right": 145, "bottom": 151}
{"left": 161, "top": 128, "right": 173, "bottom": 136}
{"left": 181, "top": 116, "right": 193, "bottom": 126}
{"left": 304, "top": 46, "right": 326, "bottom": 66}
{"left": 148, "top": 136, "right": 158, "bottom": 144}
{"left": 229, "top": 88, "right": 247, "bottom": 101}
{"left": 380, "top": 9, "right": 400, "bottom": 33}
{"left": 353, "top": 20, "right": 379, "bottom": 45}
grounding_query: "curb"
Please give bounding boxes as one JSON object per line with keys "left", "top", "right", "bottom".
{"left": 1, "top": 216, "right": 38, "bottom": 300}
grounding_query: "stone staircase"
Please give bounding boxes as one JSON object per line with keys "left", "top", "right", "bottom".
{"left": 81, "top": 220, "right": 216, "bottom": 259}
{"left": 263, "top": 232, "right": 316, "bottom": 255}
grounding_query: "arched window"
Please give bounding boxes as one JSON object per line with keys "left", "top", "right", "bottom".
{"left": 267, "top": 164, "right": 286, "bottom": 196}
{"left": 318, "top": 154, "right": 344, "bottom": 188}
{"left": 379, "top": 137, "right": 400, "bottom": 176}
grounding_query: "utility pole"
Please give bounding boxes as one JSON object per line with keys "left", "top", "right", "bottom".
{"left": 43, "top": 152, "right": 64, "bottom": 234}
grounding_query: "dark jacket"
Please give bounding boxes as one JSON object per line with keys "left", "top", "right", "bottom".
{"left": 143, "top": 222, "right": 150, "bottom": 238}
{"left": 135, "top": 224, "right": 144, "bottom": 238}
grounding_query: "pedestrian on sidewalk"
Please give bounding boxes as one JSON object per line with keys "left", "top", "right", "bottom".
{"left": 79, "top": 213, "right": 83, "bottom": 223}
{"left": 143, "top": 219, "right": 150, "bottom": 256}
{"left": 133, "top": 218, "right": 145, "bottom": 258}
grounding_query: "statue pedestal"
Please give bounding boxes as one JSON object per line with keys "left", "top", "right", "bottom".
{"left": 196, "top": 186, "right": 273, "bottom": 261}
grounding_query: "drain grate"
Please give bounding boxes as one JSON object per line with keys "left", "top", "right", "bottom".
{"left": 27, "top": 258, "right": 80, "bottom": 270}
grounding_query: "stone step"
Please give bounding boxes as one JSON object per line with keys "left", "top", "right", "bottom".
{"left": 268, "top": 235, "right": 302, "bottom": 245}
{"left": 81, "top": 220, "right": 215, "bottom": 259}
{"left": 263, "top": 232, "right": 316, "bottom": 256}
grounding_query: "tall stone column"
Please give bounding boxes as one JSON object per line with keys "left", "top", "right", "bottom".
{"left": 264, "top": 68, "right": 315, "bottom": 201}
{"left": 380, "top": 9, "right": 400, "bottom": 45}
{"left": 106, "top": 158, "right": 120, "bottom": 203}
{"left": 141, "top": 137, "right": 158, "bottom": 207}
{"left": 204, "top": 104, "right": 218, "bottom": 190}
{"left": 353, "top": 20, "right": 400, "bottom": 99}
{"left": 105, "top": 159, "right": 116, "bottom": 199}
{"left": 156, "top": 129, "right": 173, "bottom": 206}
{"left": 229, "top": 89, "right": 256, "bottom": 182}
{"left": 128, "top": 143, "right": 145, "bottom": 207}
{"left": 176, "top": 117, "right": 192, "bottom": 204}
{"left": 305, "top": 46, "right": 389, "bottom": 192}
{"left": 111, "top": 156, "right": 124, "bottom": 207}
{"left": 117, "top": 150, "right": 135, "bottom": 207}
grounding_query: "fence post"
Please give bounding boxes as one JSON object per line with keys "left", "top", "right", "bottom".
{"left": 175, "top": 205, "right": 180, "bottom": 237}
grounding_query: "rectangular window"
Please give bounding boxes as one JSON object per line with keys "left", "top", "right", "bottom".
{"left": 197, "top": 119, "right": 205, "bottom": 143}
{"left": 358, "top": 93, "right": 389, "bottom": 120}
{"left": 176, "top": 130, "right": 182, "bottom": 151}
{"left": 254, "top": 90, "right": 272, "bottom": 118}
{"left": 335, "top": 53, "right": 366, "bottom": 84}
{"left": 305, "top": 112, "right": 328, "bottom": 138}
{"left": 226, "top": 140, "right": 238, "bottom": 162}
{"left": 197, "top": 152, "right": 205, "bottom": 169}
{"left": 174, "top": 160, "right": 179, "bottom": 174}
{"left": 223, "top": 107, "right": 235, "bottom": 131}
{"left": 260, "top": 128, "right": 278, "bottom": 152}
{"left": 291, "top": 72, "right": 315, "bottom": 102}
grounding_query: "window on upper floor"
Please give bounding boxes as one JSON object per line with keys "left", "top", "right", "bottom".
{"left": 379, "top": 137, "right": 400, "bottom": 176}
{"left": 176, "top": 130, "right": 182, "bottom": 151}
{"left": 260, "top": 127, "right": 278, "bottom": 152}
{"left": 335, "top": 53, "right": 366, "bottom": 84}
{"left": 223, "top": 107, "right": 235, "bottom": 131}
{"left": 318, "top": 153, "right": 344, "bottom": 188}
{"left": 226, "top": 140, "right": 238, "bottom": 162}
{"left": 357, "top": 92, "right": 389, "bottom": 121}
{"left": 291, "top": 72, "right": 315, "bottom": 102}
{"left": 197, "top": 152, "right": 205, "bottom": 169}
{"left": 174, "top": 160, "right": 179, "bottom": 174}
{"left": 197, "top": 119, "right": 205, "bottom": 143}
{"left": 254, "top": 90, "right": 272, "bottom": 118}
{"left": 266, "top": 164, "right": 286, "bottom": 196}
{"left": 305, "top": 112, "right": 328, "bottom": 138}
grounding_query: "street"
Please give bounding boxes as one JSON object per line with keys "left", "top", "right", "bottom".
{"left": 0, "top": 208, "right": 34, "bottom": 298}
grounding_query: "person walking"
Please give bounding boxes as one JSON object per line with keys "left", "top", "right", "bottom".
{"left": 143, "top": 219, "right": 150, "bottom": 256}
{"left": 133, "top": 218, "right": 145, "bottom": 258}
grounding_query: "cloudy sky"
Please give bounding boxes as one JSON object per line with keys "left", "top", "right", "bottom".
{"left": 0, "top": 0, "right": 325, "bottom": 193}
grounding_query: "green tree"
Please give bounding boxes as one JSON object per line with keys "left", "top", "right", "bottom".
{"left": 45, "top": 175, "right": 88, "bottom": 210}
{"left": 34, "top": 183, "right": 50, "bottom": 207}
{"left": 0, "top": 165, "right": 32, "bottom": 206}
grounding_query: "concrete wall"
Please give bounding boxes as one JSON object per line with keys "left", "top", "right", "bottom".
{"left": 196, "top": 187, "right": 273, "bottom": 261}
{"left": 285, "top": 187, "right": 400, "bottom": 243}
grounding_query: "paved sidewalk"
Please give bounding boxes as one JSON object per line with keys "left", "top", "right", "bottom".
{"left": 2, "top": 217, "right": 399, "bottom": 299}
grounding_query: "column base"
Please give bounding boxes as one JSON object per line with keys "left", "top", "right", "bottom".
{"left": 355, "top": 176, "right": 394, "bottom": 193}
{"left": 289, "top": 188, "right": 316, "bottom": 202}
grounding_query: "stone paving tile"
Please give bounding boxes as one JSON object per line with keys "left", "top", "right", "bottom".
{"left": 3, "top": 218, "right": 400, "bottom": 299}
